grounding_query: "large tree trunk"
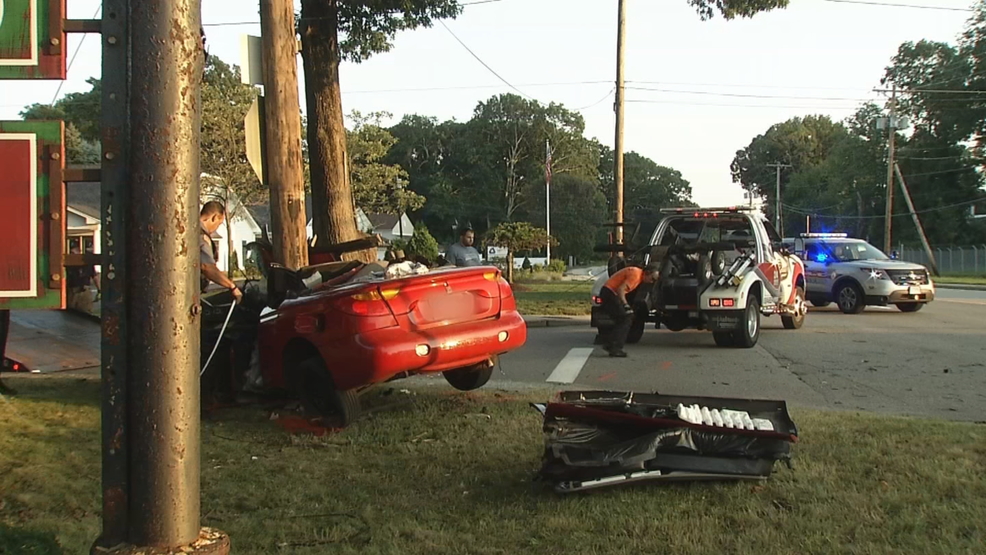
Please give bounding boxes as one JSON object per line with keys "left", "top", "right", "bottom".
{"left": 260, "top": 0, "right": 309, "bottom": 270}
{"left": 299, "top": 0, "right": 374, "bottom": 262}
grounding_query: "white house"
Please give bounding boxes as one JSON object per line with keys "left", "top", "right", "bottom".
{"left": 200, "top": 177, "right": 265, "bottom": 273}
{"left": 246, "top": 195, "right": 414, "bottom": 261}
{"left": 66, "top": 177, "right": 265, "bottom": 274}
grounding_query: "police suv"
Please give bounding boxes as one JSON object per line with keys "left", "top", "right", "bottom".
{"left": 788, "top": 233, "right": 935, "bottom": 314}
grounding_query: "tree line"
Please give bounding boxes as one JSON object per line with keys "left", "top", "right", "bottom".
{"left": 733, "top": 1, "right": 986, "bottom": 247}
{"left": 22, "top": 0, "right": 789, "bottom": 265}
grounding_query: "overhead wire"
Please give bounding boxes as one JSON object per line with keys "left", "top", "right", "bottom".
{"left": 783, "top": 196, "right": 986, "bottom": 219}
{"left": 202, "top": 0, "right": 507, "bottom": 28}
{"left": 821, "top": 0, "right": 974, "bottom": 11}
{"left": 50, "top": 5, "right": 103, "bottom": 105}
{"left": 437, "top": 19, "right": 533, "bottom": 100}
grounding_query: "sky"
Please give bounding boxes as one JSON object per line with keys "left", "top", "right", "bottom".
{"left": 1, "top": 0, "right": 978, "bottom": 207}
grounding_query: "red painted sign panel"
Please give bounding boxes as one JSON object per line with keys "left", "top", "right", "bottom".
{"left": 0, "top": 135, "right": 37, "bottom": 296}
{"left": 0, "top": 121, "right": 64, "bottom": 310}
{"left": 0, "top": 0, "right": 66, "bottom": 80}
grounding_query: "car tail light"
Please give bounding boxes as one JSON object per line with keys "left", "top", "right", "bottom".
{"left": 336, "top": 287, "right": 400, "bottom": 317}
{"left": 484, "top": 271, "right": 499, "bottom": 282}
{"left": 722, "top": 299, "right": 735, "bottom": 308}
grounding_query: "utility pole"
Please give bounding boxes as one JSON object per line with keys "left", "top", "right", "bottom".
{"left": 884, "top": 84, "right": 897, "bottom": 254}
{"left": 767, "top": 163, "right": 791, "bottom": 233}
{"left": 545, "top": 139, "right": 552, "bottom": 264}
{"left": 121, "top": 0, "right": 229, "bottom": 551}
{"left": 613, "top": 0, "right": 627, "bottom": 250}
{"left": 894, "top": 163, "right": 940, "bottom": 276}
{"left": 260, "top": 0, "right": 309, "bottom": 269}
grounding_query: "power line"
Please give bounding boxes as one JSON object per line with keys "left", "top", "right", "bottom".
{"left": 784, "top": 196, "right": 986, "bottom": 219}
{"left": 573, "top": 87, "right": 615, "bottom": 111}
{"left": 821, "top": 0, "right": 973, "bottom": 11}
{"left": 625, "top": 85, "right": 876, "bottom": 102}
{"left": 344, "top": 80, "right": 610, "bottom": 94}
{"left": 51, "top": 5, "right": 103, "bottom": 105}
{"left": 627, "top": 79, "right": 876, "bottom": 93}
{"left": 625, "top": 98, "right": 862, "bottom": 110}
{"left": 438, "top": 20, "right": 532, "bottom": 100}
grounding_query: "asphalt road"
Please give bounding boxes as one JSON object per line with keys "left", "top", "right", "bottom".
{"left": 492, "top": 288, "right": 986, "bottom": 422}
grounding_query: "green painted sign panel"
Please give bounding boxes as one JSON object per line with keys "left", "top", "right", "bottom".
{"left": 0, "top": 0, "right": 65, "bottom": 80}
{"left": 0, "top": 120, "right": 65, "bottom": 310}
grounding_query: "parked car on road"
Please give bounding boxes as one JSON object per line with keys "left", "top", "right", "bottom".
{"left": 787, "top": 233, "right": 935, "bottom": 314}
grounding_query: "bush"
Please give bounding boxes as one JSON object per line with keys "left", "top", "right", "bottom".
{"left": 395, "top": 224, "right": 440, "bottom": 264}
{"left": 545, "top": 259, "right": 567, "bottom": 273}
{"left": 522, "top": 257, "right": 532, "bottom": 271}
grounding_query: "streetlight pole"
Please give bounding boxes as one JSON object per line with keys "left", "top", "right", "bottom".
{"left": 545, "top": 139, "right": 551, "bottom": 264}
{"left": 884, "top": 84, "right": 897, "bottom": 254}
{"left": 767, "top": 163, "right": 791, "bottom": 233}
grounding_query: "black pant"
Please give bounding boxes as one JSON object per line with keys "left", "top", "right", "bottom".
{"left": 600, "top": 287, "right": 632, "bottom": 351}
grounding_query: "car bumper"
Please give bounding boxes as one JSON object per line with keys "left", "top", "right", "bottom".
{"left": 327, "top": 311, "right": 528, "bottom": 390}
{"left": 863, "top": 283, "right": 935, "bottom": 305}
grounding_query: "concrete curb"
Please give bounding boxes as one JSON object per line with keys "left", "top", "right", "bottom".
{"left": 936, "top": 283, "right": 986, "bottom": 291}
{"left": 523, "top": 316, "right": 591, "bottom": 328}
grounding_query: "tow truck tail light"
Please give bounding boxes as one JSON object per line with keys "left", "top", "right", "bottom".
{"left": 592, "top": 296, "right": 603, "bottom": 305}
{"left": 722, "top": 299, "right": 735, "bottom": 308}
{"left": 709, "top": 298, "right": 721, "bottom": 307}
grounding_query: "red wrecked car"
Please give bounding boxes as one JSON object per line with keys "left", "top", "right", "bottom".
{"left": 231, "top": 240, "right": 527, "bottom": 425}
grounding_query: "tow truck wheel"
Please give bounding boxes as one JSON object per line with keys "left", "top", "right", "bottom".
{"left": 297, "top": 357, "right": 361, "bottom": 427}
{"left": 835, "top": 282, "right": 866, "bottom": 314}
{"left": 896, "top": 302, "right": 924, "bottom": 313}
{"left": 625, "top": 313, "right": 646, "bottom": 344}
{"left": 443, "top": 361, "right": 494, "bottom": 391}
{"left": 782, "top": 286, "right": 807, "bottom": 330}
{"left": 732, "top": 296, "right": 761, "bottom": 348}
{"left": 712, "top": 332, "right": 735, "bottom": 347}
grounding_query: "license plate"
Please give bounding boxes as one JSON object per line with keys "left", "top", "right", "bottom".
{"left": 430, "top": 293, "right": 471, "bottom": 320}
{"left": 908, "top": 286, "right": 921, "bottom": 296}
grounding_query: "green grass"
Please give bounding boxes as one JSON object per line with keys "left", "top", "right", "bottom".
{"left": 513, "top": 281, "right": 593, "bottom": 316}
{"left": 936, "top": 274, "right": 986, "bottom": 286}
{"left": 2, "top": 375, "right": 985, "bottom": 554}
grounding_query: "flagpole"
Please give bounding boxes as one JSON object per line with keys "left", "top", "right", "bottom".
{"left": 545, "top": 139, "right": 551, "bottom": 265}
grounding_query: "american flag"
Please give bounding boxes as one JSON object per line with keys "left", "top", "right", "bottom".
{"left": 545, "top": 140, "right": 552, "bottom": 184}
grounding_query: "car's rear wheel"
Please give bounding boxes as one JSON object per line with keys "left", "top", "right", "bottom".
{"left": 836, "top": 282, "right": 866, "bottom": 314}
{"left": 896, "top": 302, "right": 924, "bottom": 313}
{"left": 297, "top": 357, "right": 360, "bottom": 427}
{"left": 732, "top": 297, "right": 761, "bottom": 348}
{"left": 782, "top": 286, "right": 807, "bottom": 330}
{"left": 443, "top": 361, "right": 494, "bottom": 391}
{"left": 712, "top": 331, "right": 735, "bottom": 347}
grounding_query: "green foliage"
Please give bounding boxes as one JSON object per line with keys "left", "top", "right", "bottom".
{"left": 347, "top": 111, "right": 425, "bottom": 215}
{"left": 333, "top": 1, "right": 463, "bottom": 62}
{"left": 522, "top": 257, "right": 532, "bottom": 271}
{"left": 488, "top": 221, "right": 556, "bottom": 254}
{"left": 395, "top": 224, "right": 440, "bottom": 263}
{"left": 523, "top": 174, "right": 609, "bottom": 262}
{"left": 21, "top": 84, "right": 101, "bottom": 165}
{"left": 687, "top": 0, "right": 789, "bottom": 20}
{"left": 544, "top": 259, "right": 567, "bottom": 273}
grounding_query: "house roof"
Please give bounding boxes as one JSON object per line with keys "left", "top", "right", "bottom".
{"left": 66, "top": 182, "right": 101, "bottom": 219}
{"left": 367, "top": 213, "right": 400, "bottom": 230}
{"left": 245, "top": 203, "right": 271, "bottom": 229}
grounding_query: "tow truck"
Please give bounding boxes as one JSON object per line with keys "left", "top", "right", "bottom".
{"left": 591, "top": 207, "right": 807, "bottom": 348}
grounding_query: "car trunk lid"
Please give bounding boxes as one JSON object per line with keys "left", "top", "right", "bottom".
{"left": 380, "top": 267, "right": 503, "bottom": 329}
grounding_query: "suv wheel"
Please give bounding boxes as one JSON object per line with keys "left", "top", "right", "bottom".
{"left": 896, "top": 303, "right": 924, "bottom": 313}
{"left": 836, "top": 282, "right": 866, "bottom": 314}
{"left": 731, "top": 296, "right": 761, "bottom": 348}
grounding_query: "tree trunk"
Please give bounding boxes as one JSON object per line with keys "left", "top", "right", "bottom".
{"left": 506, "top": 251, "right": 514, "bottom": 284}
{"left": 260, "top": 0, "right": 309, "bottom": 270}
{"left": 225, "top": 183, "right": 235, "bottom": 273}
{"left": 299, "top": 0, "right": 374, "bottom": 262}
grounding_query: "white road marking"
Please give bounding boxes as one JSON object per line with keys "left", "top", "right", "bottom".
{"left": 546, "top": 348, "right": 595, "bottom": 384}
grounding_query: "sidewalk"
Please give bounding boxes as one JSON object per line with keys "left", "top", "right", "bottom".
{"left": 4, "top": 310, "right": 100, "bottom": 374}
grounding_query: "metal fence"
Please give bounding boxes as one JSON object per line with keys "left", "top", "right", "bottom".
{"left": 898, "top": 245, "right": 986, "bottom": 275}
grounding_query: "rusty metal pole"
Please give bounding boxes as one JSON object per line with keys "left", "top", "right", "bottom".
{"left": 125, "top": 0, "right": 217, "bottom": 549}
